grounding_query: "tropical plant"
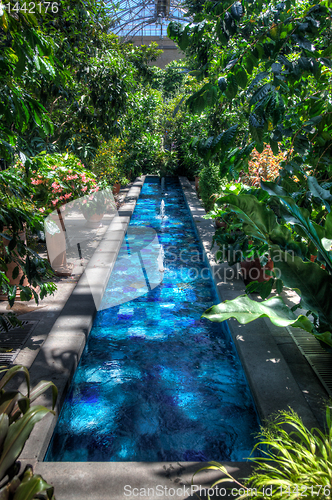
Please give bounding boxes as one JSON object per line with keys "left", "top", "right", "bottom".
{"left": 166, "top": 100, "right": 206, "bottom": 178}
{"left": 203, "top": 189, "right": 332, "bottom": 347}
{"left": 0, "top": 1, "right": 59, "bottom": 165}
{"left": 0, "top": 168, "right": 56, "bottom": 316}
{"left": 199, "top": 163, "right": 224, "bottom": 211}
{"left": 195, "top": 407, "right": 332, "bottom": 500}
{"left": 0, "top": 364, "right": 58, "bottom": 499}
{"left": 123, "top": 133, "right": 169, "bottom": 176}
{"left": 168, "top": 1, "right": 332, "bottom": 351}
{"left": 168, "top": 0, "right": 332, "bottom": 180}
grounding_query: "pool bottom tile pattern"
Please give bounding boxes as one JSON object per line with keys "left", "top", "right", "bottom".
{"left": 45, "top": 177, "right": 259, "bottom": 462}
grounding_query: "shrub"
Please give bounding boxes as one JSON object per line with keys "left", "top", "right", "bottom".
{"left": 199, "top": 163, "right": 223, "bottom": 211}
{"left": 91, "top": 138, "right": 129, "bottom": 186}
{"left": 15, "top": 153, "right": 98, "bottom": 214}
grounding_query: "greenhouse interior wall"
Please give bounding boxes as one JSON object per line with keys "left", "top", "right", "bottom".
{"left": 132, "top": 36, "right": 184, "bottom": 67}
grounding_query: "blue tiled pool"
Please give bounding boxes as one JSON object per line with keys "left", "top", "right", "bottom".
{"left": 45, "top": 177, "right": 259, "bottom": 462}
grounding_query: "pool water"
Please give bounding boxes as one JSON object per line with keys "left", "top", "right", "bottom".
{"left": 45, "top": 177, "right": 259, "bottom": 462}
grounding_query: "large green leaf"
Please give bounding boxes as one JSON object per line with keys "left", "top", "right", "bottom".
{"left": 235, "top": 66, "right": 248, "bottom": 89}
{"left": 0, "top": 414, "right": 9, "bottom": 452}
{"left": 307, "top": 176, "right": 332, "bottom": 212}
{"left": 0, "top": 366, "right": 30, "bottom": 396}
{"left": 270, "top": 245, "right": 332, "bottom": 329}
{"left": 262, "top": 191, "right": 332, "bottom": 273}
{"left": 0, "top": 406, "right": 54, "bottom": 480}
{"left": 203, "top": 294, "right": 306, "bottom": 327}
{"left": 216, "top": 194, "right": 277, "bottom": 242}
{"left": 13, "top": 469, "right": 54, "bottom": 500}
{"left": 203, "top": 294, "right": 332, "bottom": 347}
{"left": 29, "top": 381, "right": 58, "bottom": 410}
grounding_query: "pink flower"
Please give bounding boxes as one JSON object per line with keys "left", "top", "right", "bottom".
{"left": 39, "top": 207, "right": 45, "bottom": 213}
{"left": 81, "top": 186, "right": 88, "bottom": 192}
{"left": 64, "top": 193, "right": 72, "bottom": 199}
{"left": 51, "top": 199, "right": 59, "bottom": 206}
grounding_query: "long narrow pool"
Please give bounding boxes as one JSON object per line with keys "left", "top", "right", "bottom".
{"left": 45, "top": 177, "right": 259, "bottom": 462}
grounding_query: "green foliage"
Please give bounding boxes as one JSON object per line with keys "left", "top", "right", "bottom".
{"left": 209, "top": 191, "right": 332, "bottom": 345}
{"left": 91, "top": 138, "right": 130, "bottom": 186}
{"left": 195, "top": 407, "right": 332, "bottom": 500}
{"left": 203, "top": 294, "right": 331, "bottom": 345}
{"left": 0, "top": 167, "right": 56, "bottom": 309}
{"left": 150, "top": 60, "right": 190, "bottom": 98}
{"left": 15, "top": 153, "right": 97, "bottom": 213}
{"left": 0, "top": 1, "right": 58, "bottom": 163}
{"left": 0, "top": 365, "right": 57, "bottom": 499}
{"left": 0, "top": 0, "right": 163, "bottom": 165}
{"left": 168, "top": 0, "right": 332, "bottom": 181}
{"left": 199, "top": 163, "right": 223, "bottom": 211}
{"left": 123, "top": 133, "right": 177, "bottom": 177}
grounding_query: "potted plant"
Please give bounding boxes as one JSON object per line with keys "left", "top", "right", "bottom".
{"left": 80, "top": 180, "right": 115, "bottom": 228}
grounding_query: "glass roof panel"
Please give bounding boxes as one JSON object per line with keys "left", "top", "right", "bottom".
{"left": 105, "top": 0, "right": 188, "bottom": 40}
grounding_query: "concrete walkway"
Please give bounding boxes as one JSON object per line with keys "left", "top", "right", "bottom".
{"left": 2, "top": 176, "right": 329, "bottom": 500}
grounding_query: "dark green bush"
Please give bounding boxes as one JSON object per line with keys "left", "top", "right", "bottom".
{"left": 199, "top": 163, "right": 223, "bottom": 211}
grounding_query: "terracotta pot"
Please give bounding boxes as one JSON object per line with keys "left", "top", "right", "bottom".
{"left": 82, "top": 212, "right": 104, "bottom": 229}
{"left": 215, "top": 219, "right": 227, "bottom": 229}
{"left": 240, "top": 257, "right": 273, "bottom": 283}
{"left": 0, "top": 226, "right": 30, "bottom": 300}
{"left": 112, "top": 182, "right": 121, "bottom": 195}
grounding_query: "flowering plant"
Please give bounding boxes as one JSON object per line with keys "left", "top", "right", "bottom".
{"left": 14, "top": 153, "right": 98, "bottom": 214}
{"left": 241, "top": 144, "right": 285, "bottom": 187}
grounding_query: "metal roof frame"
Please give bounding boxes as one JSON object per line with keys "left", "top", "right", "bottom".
{"left": 105, "top": 0, "right": 188, "bottom": 41}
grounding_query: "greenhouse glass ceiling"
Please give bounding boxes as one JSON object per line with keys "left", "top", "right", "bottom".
{"left": 105, "top": 0, "right": 188, "bottom": 40}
